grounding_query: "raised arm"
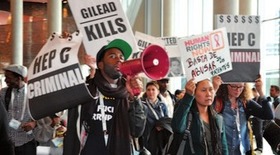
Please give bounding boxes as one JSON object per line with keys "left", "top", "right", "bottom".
{"left": 84, "top": 54, "right": 96, "bottom": 79}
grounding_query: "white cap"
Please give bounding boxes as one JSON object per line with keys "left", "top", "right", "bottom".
{"left": 3, "top": 64, "right": 27, "bottom": 78}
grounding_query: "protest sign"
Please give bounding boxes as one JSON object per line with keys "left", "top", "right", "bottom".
{"left": 27, "top": 31, "right": 93, "bottom": 120}
{"left": 134, "top": 31, "right": 164, "bottom": 59}
{"left": 216, "top": 14, "right": 260, "bottom": 82}
{"left": 178, "top": 27, "right": 232, "bottom": 82}
{"left": 160, "top": 36, "right": 185, "bottom": 77}
{"left": 135, "top": 31, "right": 164, "bottom": 50}
{"left": 67, "top": 0, "right": 138, "bottom": 59}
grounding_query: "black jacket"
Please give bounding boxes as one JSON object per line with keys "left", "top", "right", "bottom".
{"left": 0, "top": 101, "right": 14, "bottom": 155}
{"left": 63, "top": 70, "right": 146, "bottom": 155}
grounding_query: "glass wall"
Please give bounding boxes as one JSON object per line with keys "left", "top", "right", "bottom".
{"left": 167, "top": 0, "right": 280, "bottom": 93}
{"left": 258, "top": 0, "right": 280, "bottom": 94}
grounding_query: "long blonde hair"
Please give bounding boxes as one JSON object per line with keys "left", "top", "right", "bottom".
{"left": 216, "top": 83, "right": 253, "bottom": 106}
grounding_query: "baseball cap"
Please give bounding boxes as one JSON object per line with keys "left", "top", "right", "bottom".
{"left": 3, "top": 64, "right": 27, "bottom": 78}
{"left": 96, "top": 39, "right": 132, "bottom": 63}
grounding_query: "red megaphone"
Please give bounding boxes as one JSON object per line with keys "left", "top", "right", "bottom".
{"left": 120, "top": 45, "right": 170, "bottom": 95}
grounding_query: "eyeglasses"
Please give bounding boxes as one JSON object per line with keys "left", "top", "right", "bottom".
{"left": 229, "top": 85, "right": 244, "bottom": 90}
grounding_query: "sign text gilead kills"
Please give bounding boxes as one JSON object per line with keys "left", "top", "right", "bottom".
{"left": 79, "top": 2, "right": 127, "bottom": 40}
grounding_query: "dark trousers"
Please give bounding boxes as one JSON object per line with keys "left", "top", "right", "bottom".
{"left": 251, "top": 117, "right": 263, "bottom": 149}
{"left": 15, "top": 139, "right": 37, "bottom": 155}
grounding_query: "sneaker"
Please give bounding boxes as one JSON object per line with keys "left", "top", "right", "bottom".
{"left": 254, "top": 148, "right": 263, "bottom": 153}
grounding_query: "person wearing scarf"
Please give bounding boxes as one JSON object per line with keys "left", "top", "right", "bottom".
{"left": 171, "top": 77, "right": 228, "bottom": 155}
{"left": 63, "top": 39, "right": 146, "bottom": 155}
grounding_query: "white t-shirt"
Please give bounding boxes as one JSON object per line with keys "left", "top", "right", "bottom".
{"left": 159, "top": 93, "right": 173, "bottom": 118}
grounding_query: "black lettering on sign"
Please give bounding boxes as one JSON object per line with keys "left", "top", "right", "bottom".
{"left": 234, "top": 15, "right": 238, "bottom": 23}
{"left": 33, "top": 47, "right": 72, "bottom": 74}
{"left": 162, "top": 37, "right": 177, "bottom": 45}
{"left": 84, "top": 18, "right": 126, "bottom": 41}
{"left": 137, "top": 40, "right": 151, "bottom": 49}
{"left": 60, "top": 47, "right": 71, "bottom": 63}
{"left": 227, "top": 32, "right": 245, "bottom": 46}
{"left": 248, "top": 33, "right": 255, "bottom": 46}
{"left": 219, "top": 15, "right": 260, "bottom": 24}
{"left": 80, "top": 2, "right": 117, "bottom": 19}
{"left": 191, "top": 61, "right": 216, "bottom": 78}
{"left": 132, "top": 52, "right": 141, "bottom": 59}
{"left": 33, "top": 50, "right": 56, "bottom": 74}
{"left": 227, "top": 32, "right": 255, "bottom": 47}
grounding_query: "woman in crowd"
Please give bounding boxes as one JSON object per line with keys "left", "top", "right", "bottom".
{"left": 214, "top": 76, "right": 274, "bottom": 155}
{"left": 140, "top": 81, "right": 171, "bottom": 155}
{"left": 171, "top": 76, "right": 228, "bottom": 155}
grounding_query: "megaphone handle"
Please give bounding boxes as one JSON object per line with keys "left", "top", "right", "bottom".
{"left": 132, "top": 88, "right": 141, "bottom": 96}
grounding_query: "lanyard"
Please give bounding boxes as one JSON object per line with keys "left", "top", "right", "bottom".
{"left": 10, "top": 84, "right": 27, "bottom": 121}
{"left": 98, "top": 90, "right": 108, "bottom": 146}
{"left": 235, "top": 105, "right": 245, "bottom": 154}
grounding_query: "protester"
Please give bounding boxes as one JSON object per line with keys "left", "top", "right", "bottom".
{"left": 171, "top": 76, "right": 228, "bottom": 155}
{"left": 0, "top": 64, "right": 37, "bottom": 155}
{"left": 174, "top": 89, "right": 185, "bottom": 111}
{"left": 263, "top": 101, "right": 280, "bottom": 155}
{"left": 157, "top": 78, "right": 177, "bottom": 118}
{"left": 35, "top": 113, "right": 67, "bottom": 155}
{"left": 214, "top": 76, "right": 274, "bottom": 155}
{"left": 250, "top": 87, "right": 264, "bottom": 153}
{"left": 174, "top": 89, "right": 185, "bottom": 101}
{"left": 0, "top": 98, "right": 14, "bottom": 155}
{"left": 139, "top": 81, "right": 170, "bottom": 155}
{"left": 270, "top": 85, "right": 280, "bottom": 109}
{"left": 63, "top": 39, "right": 146, "bottom": 155}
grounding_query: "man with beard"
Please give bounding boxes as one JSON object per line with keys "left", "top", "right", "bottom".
{"left": 63, "top": 39, "right": 146, "bottom": 155}
{"left": 0, "top": 64, "right": 37, "bottom": 155}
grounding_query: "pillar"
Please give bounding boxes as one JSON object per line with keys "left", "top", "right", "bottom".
{"left": 47, "top": 0, "right": 62, "bottom": 36}
{"left": 11, "top": 0, "right": 23, "bottom": 64}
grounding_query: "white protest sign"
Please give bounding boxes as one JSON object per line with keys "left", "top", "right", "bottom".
{"left": 68, "top": 0, "right": 138, "bottom": 59}
{"left": 134, "top": 31, "right": 164, "bottom": 58}
{"left": 27, "top": 31, "right": 93, "bottom": 120}
{"left": 216, "top": 14, "right": 260, "bottom": 82}
{"left": 160, "top": 36, "right": 185, "bottom": 77}
{"left": 178, "top": 27, "right": 232, "bottom": 82}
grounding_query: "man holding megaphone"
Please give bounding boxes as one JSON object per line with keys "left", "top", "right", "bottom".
{"left": 63, "top": 39, "right": 146, "bottom": 155}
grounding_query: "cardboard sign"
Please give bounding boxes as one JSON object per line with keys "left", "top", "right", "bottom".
{"left": 160, "top": 36, "right": 185, "bottom": 78}
{"left": 67, "top": 0, "right": 138, "bottom": 59}
{"left": 178, "top": 27, "right": 232, "bottom": 82}
{"left": 216, "top": 14, "right": 261, "bottom": 82}
{"left": 27, "top": 31, "right": 93, "bottom": 120}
